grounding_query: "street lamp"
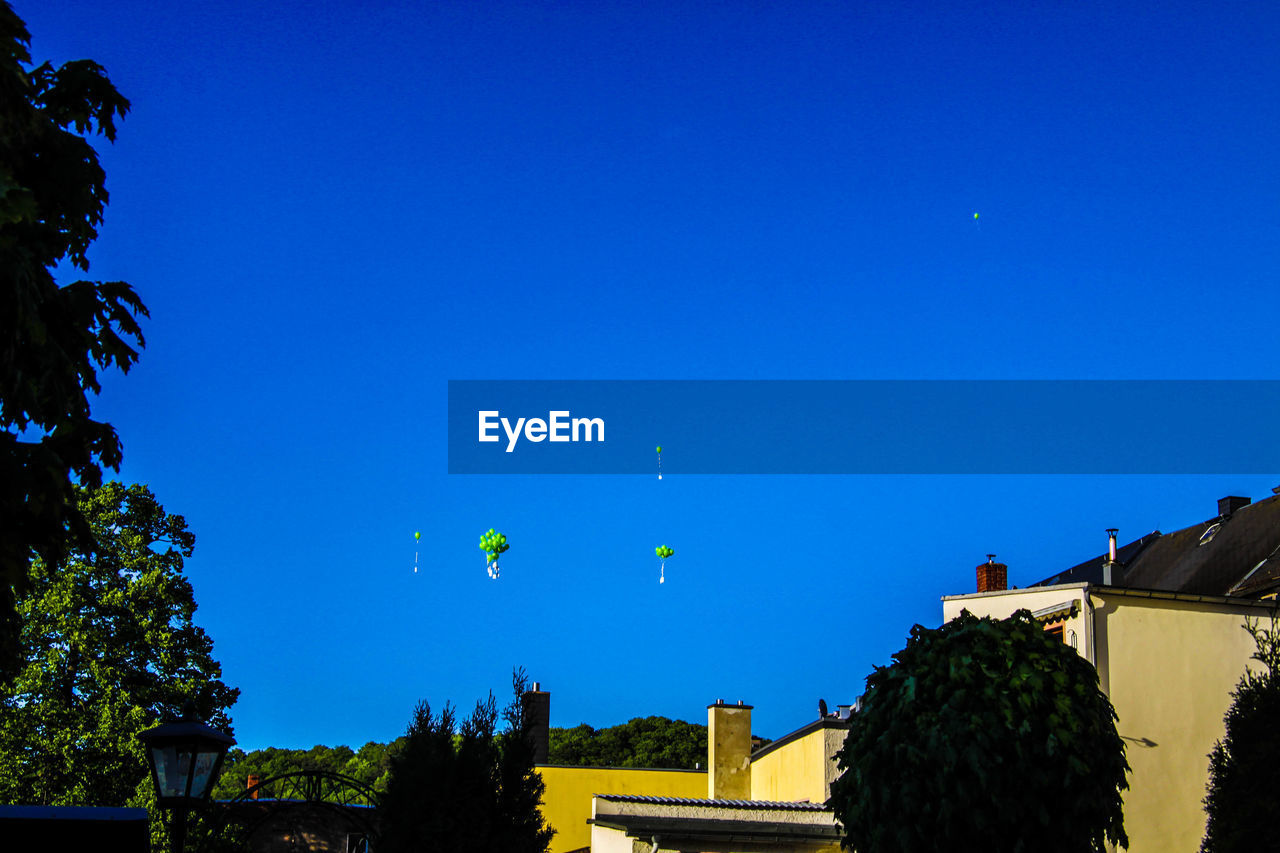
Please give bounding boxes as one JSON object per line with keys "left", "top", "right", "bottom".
{"left": 138, "top": 703, "right": 236, "bottom": 853}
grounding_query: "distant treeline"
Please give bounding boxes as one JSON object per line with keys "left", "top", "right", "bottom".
{"left": 214, "top": 716, "right": 712, "bottom": 799}
{"left": 547, "top": 716, "right": 707, "bottom": 769}
{"left": 213, "top": 739, "right": 407, "bottom": 799}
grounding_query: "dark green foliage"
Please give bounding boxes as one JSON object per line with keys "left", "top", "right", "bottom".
{"left": 379, "top": 670, "right": 554, "bottom": 853}
{"left": 0, "top": 1, "right": 147, "bottom": 681}
{"left": 220, "top": 713, "right": 708, "bottom": 806}
{"left": 829, "top": 610, "right": 1129, "bottom": 853}
{"left": 548, "top": 716, "right": 706, "bottom": 768}
{"left": 0, "top": 483, "right": 238, "bottom": 807}
{"left": 1201, "top": 619, "right": 1280, "bottom": 853}
{"left": 212, "top": 739, "right": 409, "bottom": 799}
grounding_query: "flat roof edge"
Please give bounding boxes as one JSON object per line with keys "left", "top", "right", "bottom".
{"left": 942, "top": 582, "right": 1089, "bottom": 601}
{"left": 943, "top": 582, "right": 1280, "bottom": 610}
{"left": 536, "top": 764, "right": 704, "bottom": 773}
{"left": 751, "top": 718, "right": 849, "bottom": 762}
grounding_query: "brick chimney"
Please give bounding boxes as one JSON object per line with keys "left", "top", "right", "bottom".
{"left": 707, "top": 700, "right": 752, "bottom": 799}
{"left": 521, "top": 682, "right": 550, "bottom": 764}
{"left": 246, "top": 774, "right": 260, "bottom": 800}
{"left": 1219, "top": 496, "right": 1251, "bottom": 518}
{"left": 976, "top": 555, "right": 1007, "bottom": 593}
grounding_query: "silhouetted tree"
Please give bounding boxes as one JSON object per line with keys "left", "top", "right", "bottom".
{"left": 0, "top": 1, "right": 147, "bottom": 681}
{"left": 380, "top": 669, "right": 553, "bottom": 853}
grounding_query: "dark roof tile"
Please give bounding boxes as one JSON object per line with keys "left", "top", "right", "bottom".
{"left": 1032, "top": 494, "right": 1280, "bottom": 598}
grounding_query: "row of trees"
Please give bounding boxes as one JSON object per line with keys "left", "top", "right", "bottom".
{"left": 214, "top": 712, "right": 712, "bottom": 800}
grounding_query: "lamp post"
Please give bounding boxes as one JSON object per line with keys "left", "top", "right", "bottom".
{"left": 138, "top": 703, "right": 236, "bottom": 853}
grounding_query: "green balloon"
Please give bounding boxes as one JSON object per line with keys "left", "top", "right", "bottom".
{"left": 656, "top": 446, "right": 662, "bottom": 453}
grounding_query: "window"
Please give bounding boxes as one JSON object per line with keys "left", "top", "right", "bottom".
{"left": 1199, "top": 523, "right": 1221, "bottom": 546}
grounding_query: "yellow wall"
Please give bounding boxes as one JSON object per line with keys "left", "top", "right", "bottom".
{"left": 1095, "top": 593, "right": 1262, "bottom": 853}
{"left": 751, "top": 726, "right": 841, "bottom": 804}
{"left": 538, "top": 765, "right": 706, "bottom": 853}
{"left": 708, "top": 703, "right": 752, "bottom": 799}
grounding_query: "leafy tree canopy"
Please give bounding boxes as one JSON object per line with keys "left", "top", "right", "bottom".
{"left": 0, "top": 0, "right": 147, "bottom": 681}
{"left": 829, "top": 610, "right": 1129, "bottom": 853}
{"left": 212, "top": 739, "right": 409, "bottom": 800}
{"left": 548, "top": 716, "right": 706, "bottom": 769}
{"left": 379, "top": 670, "right": 554, "bottom": 853}
{"left": 1201, "top": 618, "right": 1280, "bottom": 853}
{"left": 0, "top": 482, "right": 238, "bottom": 807}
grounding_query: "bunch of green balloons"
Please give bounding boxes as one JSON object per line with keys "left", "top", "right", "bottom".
{"left": 655, "top": 545, "right": 674, "bottom": 559}
{"left": 480, "top": 529, "right": 509, "bottom": 579}
{"left": 480, "top": 528, "right": 508, "bottom": 561}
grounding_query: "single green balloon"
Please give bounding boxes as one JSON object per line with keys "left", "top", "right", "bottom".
{"left": 973, "top": 212, "right": 980, "bottom": 219}
{"left": 656, "top": 446, "right": 662, "bottom": 453}
{"left": 414, "top": 531, "right": 421, "bottom": 540}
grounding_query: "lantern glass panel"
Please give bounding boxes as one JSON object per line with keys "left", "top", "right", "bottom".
{"left": 189, "top": 750, "right": 220, "bottom": 800}
{"left": 152, "top": 744, "right": 193, "bottom": 799}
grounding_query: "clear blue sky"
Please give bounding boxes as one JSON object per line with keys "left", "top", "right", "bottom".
{"left": 23, "top": 0, "right": 1280, "bottom": 751}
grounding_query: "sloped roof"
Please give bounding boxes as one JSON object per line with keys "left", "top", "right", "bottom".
{"left": 594, "top": 795, "right": 828, "bottom": 811}
{"left": 1032, "top": 494, "right": 1280, "bottom": 597}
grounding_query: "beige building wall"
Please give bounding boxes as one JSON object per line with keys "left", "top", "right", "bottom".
{"left": 942, "top": 583, "right": 1093, "bottom": 663}
{"left": 943, "top": 584, "right": 1270, "bottom": 852}
{"left": 538, "top": 765, "right": 706, "bottom": 853}
{"left": 589, "top": 824, "right": 644, "bottom": 853}
{"left": 1095, "top": 592, "right": 1262, "bottom": 852}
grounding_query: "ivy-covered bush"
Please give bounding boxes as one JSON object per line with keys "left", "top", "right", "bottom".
{"left": 829, "top": 610, "right": 1129, "bottom": 853}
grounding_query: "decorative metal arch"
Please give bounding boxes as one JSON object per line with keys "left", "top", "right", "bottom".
{"left": 202, "top": 770, "right": 381, "bottom": 851}
{"left": 231, "top": 770, "right": 380, "bottom": 809}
